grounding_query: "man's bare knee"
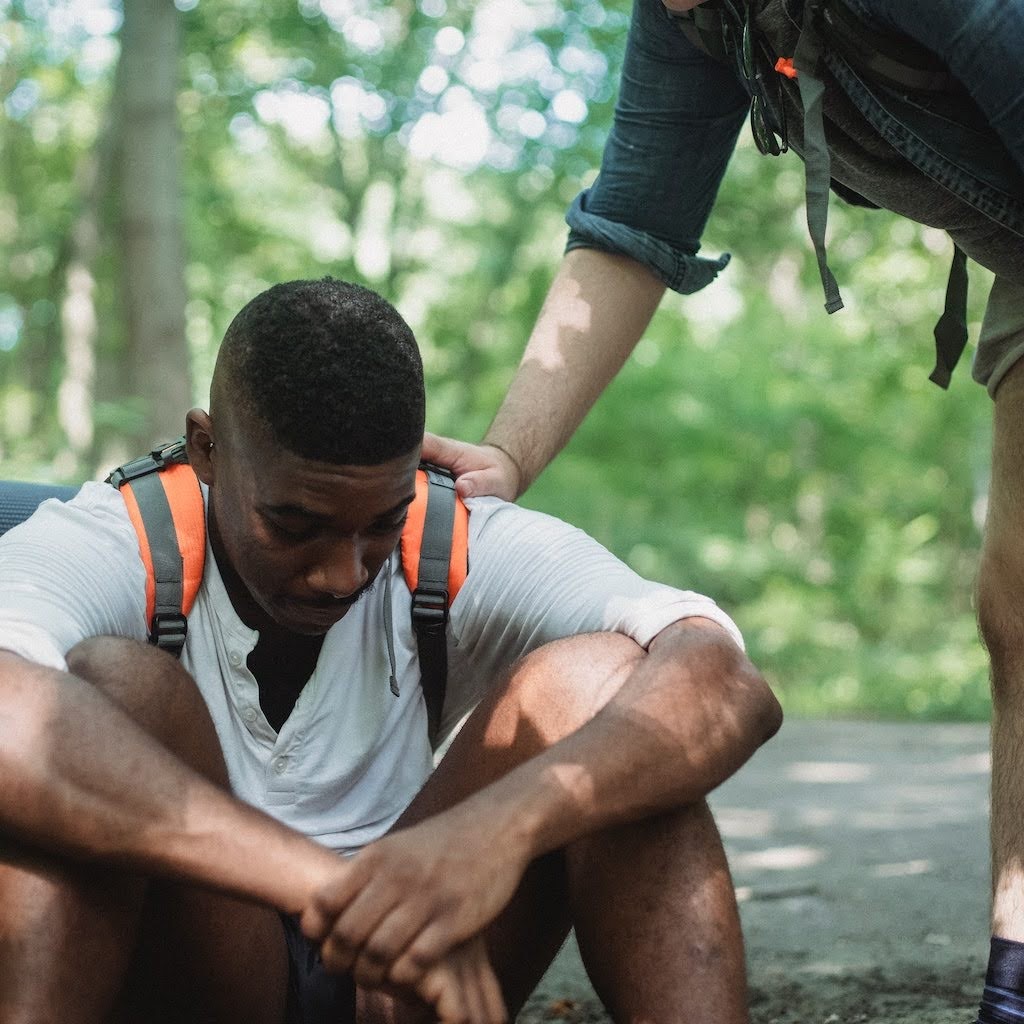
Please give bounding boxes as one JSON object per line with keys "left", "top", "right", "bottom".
{"left": 66, "top": 636, "right": 228, "bottom": 786}
{"left": 978, "top": 539, "right": 1024, "bottom": 702}
{"left": 501, "top": 632, "right": 644, "bottom": 745}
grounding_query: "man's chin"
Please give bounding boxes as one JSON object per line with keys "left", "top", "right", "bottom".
{"left": 265, "top": 591, "right": 374, "bottom": 635}
{"left": 272, "top": 601, "right": 352, "bottom": 635}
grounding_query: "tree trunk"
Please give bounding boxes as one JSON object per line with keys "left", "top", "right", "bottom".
{"left": 116, "top": 0, "right": 191, "bottom": 449}
{"left": 57, "top": 111, "right": 119, "bottom": 473}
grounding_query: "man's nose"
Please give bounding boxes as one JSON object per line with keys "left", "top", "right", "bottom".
{"left": 306, "top": 537, "right": 369, "bottom": 598}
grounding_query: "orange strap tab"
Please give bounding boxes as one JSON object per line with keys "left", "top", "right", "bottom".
{"left": 120, "top": 463, "right": 206, "bottom": 623}
{"left": 400, "top": 468, "right": 468, "bottom": 598}
{"left": 775, "top": 56, "right": 798, "bottom": 79}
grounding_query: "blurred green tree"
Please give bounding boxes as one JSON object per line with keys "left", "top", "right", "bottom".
{"left": 0, "top": 0, "right": 995, "bottom": 719}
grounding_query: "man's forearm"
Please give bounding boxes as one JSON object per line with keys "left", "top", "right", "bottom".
{"left": 484, "top": 247, "right": 665, "bottom": 495}
{"left": 0, "top": 652, "right": 338, "bottom": 912}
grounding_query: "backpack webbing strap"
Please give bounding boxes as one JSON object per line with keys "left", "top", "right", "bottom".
{"left": 670, "top": 3, "right": 731, "bottom": 62}
{"left": 107, "top": 438, "right": 204, "bottom": 657}
{"left": 822, "top": 0, "right": 959, "bottom": 96}
{"left": 411, "top": 467, "right": 458, "bottom": 741}
{"left": 793, "top": 0, "right": 845, "bottom": 316}
{"left": 929, "top": 245, "right": 970, "bottom": 389}
{"left": 126, "top": 472, "right": 188, "bottom": 654}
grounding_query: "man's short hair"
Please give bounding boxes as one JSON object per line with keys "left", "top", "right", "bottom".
{"left": 215, "top": 278, "right": 425, "bottom": 465}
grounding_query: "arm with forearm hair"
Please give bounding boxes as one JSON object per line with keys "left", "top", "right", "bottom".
{"left": 422, "top": 248, "right": 665, "bottom": 499}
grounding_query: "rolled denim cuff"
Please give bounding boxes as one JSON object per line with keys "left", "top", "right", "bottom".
{"left": 565, "top": 190, "right": 731, "bottom": 295}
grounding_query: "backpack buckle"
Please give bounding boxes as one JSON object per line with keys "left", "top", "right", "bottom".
{"left": 107, "top": 437, "right": 189, "bottom": 488}
{"left": 150, "top": 612, "right": 188, "bottom": 655}
{"left": 412, "top": 586, "right": 449, "bottom": 634}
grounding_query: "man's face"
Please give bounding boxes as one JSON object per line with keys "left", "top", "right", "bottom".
{"left": 187, "top": 409, "right": 420, "bottom": 636}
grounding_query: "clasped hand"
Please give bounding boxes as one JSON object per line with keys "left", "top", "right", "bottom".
{"left": 301, "top": 806, "right": 531, "bottom": 1022}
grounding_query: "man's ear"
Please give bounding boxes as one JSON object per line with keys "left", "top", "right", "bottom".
{"left": 185, "top": 409, "right": 216, "bottom": 486}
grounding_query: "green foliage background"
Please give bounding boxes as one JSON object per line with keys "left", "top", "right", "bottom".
{"left": 0, "top": 0, "right": 995, "bottom": 720}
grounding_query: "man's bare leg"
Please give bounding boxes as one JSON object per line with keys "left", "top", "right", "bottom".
{"left": 980, "top": 359, "right": 1024, "bottom": 941}
{"left": 972, "top": 356, "right": 1024, "bottom": 1024}
{"left": 372, "top": 632, "right": 749, "bottom": 1023}
{"left": 0, "top": 847, "right": 145, "bottom": 1024}
{"left": 569, "top": 803, "right": 746, "bottom": 1023}
{"left": 0, "top": 637, "right": 289, "bottom": 1024}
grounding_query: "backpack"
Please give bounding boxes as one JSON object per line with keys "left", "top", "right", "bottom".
{"left": 671, "top": 0, "right": 1024, "bottom": 388}
{"left": 0, "top": 438, "right": 468, "bottom": 742}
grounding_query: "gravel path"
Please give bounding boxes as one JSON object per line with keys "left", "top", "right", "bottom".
{"left": 520, "top": 719, "right": 990, "bottom": 1024}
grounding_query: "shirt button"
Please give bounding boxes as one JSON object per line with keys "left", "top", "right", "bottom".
{"left": 243, "top": 707, "right": 258, "bottom": 724}
{"left": 228, "top": 650, "right": 243, "bottom": 667}
{"left": 273, "top": 756, "right": 288, "bottom": 774}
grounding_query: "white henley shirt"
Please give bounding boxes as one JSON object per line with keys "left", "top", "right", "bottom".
{"left": 0, "top": 481, "right": 743, "bottom": 855}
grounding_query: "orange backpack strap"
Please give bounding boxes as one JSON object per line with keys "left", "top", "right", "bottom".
{"left": 400, "top": 464, "right": 469, "bottom": 741}
{"left": 107, "top": 438, "right": 206, "bottom": 656}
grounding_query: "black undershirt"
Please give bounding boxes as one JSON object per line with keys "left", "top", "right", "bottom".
{"left": 247, "top": 630, "right": 325, "bottom": 733}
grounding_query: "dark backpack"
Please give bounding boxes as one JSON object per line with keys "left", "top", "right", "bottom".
{"left": 671, "top": 0, "right": 1024, "bottom": 387}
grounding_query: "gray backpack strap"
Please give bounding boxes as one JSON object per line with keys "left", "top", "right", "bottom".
{"left": 411, "top": 466, "right": 458, "bottom": 743}
{"left": 793, "top": 0, "right": 844, "bottom": 315}
{"left": 106, "top": 438, "right": 191, "bottom": 657}
{"left": 928, "top": 245, "right": 970, "bottom": 389}
{"left": 822, "top": 0, "right": 960, "bottom": 96}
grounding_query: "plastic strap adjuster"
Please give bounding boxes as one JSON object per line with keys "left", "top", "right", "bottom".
{"left": 412, "top": 587, "right": 449, "bottom": 631}
{"left": 150, "top": 611, "right": 188, "bottom": 655}
{"left": 107, "top": 438, "right": 188, "bottom": 489}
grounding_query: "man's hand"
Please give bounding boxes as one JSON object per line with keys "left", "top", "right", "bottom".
{"left": 413, "top": 936, "right": 508, "bottom": 1024}
{"left": 301, "top": 801, "right": 531, "bottom": 988}
{"left": 421, "top": 433, "right": 522, "bottom": 501}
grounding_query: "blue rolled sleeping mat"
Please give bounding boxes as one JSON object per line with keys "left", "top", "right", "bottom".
{"left": 0, "top": 481, "right": 77, "bottom": 538}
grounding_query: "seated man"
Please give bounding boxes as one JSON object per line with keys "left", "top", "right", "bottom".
{"left": 0, "top": 277, "right": 781, "bottom": 1024}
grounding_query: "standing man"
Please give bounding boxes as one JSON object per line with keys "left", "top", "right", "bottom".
{"left": 422, "top": 2, "right": 1024, "bottom": 1021}
{"left": 0, "top": 277, "right": 781, "bottom": 1022}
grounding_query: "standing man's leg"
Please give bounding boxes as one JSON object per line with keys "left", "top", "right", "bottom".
{"left": 0, "top": 637, "right": 290, "bottom": 1024}
{"left": 977, "top": 348, "right": 1024, "bottom": 1023}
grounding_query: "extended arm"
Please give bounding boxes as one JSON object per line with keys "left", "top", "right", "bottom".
{"left": 487, "top": 618, "right": 781, "bottom": 843}
{"left": 424, "top": 248, "right": 665, "bottom": 499}
{"left": 423, "top": 0, "right": 748, "bottom": 499}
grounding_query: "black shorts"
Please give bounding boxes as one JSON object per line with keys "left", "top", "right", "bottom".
{"left": 281, "top": 914, "right": 357, "bottom": 1024}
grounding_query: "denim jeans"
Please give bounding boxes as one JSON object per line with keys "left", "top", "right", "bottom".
{"left": 833, "top": 0, "right": 1024, "bottom": 234}
{"left": 564, "top": 0, "right": 749, "bottom": 293}
{"left": 566, "top": 0, "right": 1024, "bottom": 290}
{"left": 844, "top": 0, "right": 1024, "bottom": 176}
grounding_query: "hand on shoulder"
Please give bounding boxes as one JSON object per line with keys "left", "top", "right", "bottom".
{"left": 421, "top": 433, "right": 523, "bottom": 501}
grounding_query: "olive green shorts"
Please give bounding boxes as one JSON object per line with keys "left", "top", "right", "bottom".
{"left": 972, "top": 276, "right": 1024, "bottom": 398}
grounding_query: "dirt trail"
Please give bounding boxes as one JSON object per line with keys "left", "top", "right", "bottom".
{"left": 523, "top": 719, "right": 990, "bottom": 1024}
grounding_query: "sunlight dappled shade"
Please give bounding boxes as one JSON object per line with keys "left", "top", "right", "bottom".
{"left": 786, "top": 761, "right": 873, "bottom": 783}
{"left": 730, "top": 845, "right": 826, "bottom": 871}
{"left": 715, "top": 807, "right": 777, "bottom": 839}
{"left": 870, "top": 859, "right": 932, "bottom": 878}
